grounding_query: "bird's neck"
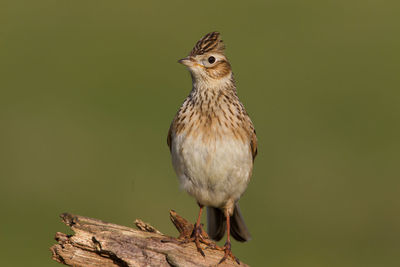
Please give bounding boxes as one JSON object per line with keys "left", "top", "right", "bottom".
{"left": 187, "top": 74, "right": 239, "bottom": 115}
{"left": 190, "top": 74, "right": 237, "bottom": 99}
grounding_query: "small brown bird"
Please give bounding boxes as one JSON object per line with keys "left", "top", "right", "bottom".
{"left": 167, "top": 32, "right": 257, "bottom": 264}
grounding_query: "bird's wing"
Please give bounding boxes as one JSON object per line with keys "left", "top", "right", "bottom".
{"left": 250, "top": 128, "right": 258, "bottom": 161}
{"left": 167, "top": 124, "right": 173, "bottom": 152}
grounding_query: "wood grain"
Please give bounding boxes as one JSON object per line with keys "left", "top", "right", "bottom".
{"left": 50, "top": 211, "right": 249, "bottom": 267}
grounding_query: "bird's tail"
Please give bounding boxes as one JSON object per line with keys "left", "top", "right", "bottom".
{"left": 207, "top": 203, "right": 251, "bottom": 242}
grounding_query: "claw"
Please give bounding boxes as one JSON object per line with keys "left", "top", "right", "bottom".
{"left": 175, "top": 223, "right": 209, "bottom": 257}
{"left": 192, "top": 223, "right": 206, "bottom": 257}
{"left": 204, "top": 242, "right": 222, "bottom": 251}
{"left": 218, "top": 241, "right": 240, "bottom": 265}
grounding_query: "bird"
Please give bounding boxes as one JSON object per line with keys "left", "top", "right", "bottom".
{"left": 167, "top": 31, "right": 257, "bottom": 264}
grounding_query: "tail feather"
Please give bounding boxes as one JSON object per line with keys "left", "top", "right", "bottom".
{"left": 230, "top": 204, "right": 251, "bottom": 242}
{"left": 207, "top": 206, "right": 226, "bottom": 241}
{"left": 207, "top": 203, "right": 251, "bottom": 242}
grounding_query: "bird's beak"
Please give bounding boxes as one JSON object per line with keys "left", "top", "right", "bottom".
{"left": 178, "top": 56, "right": 194, "bottom": 67}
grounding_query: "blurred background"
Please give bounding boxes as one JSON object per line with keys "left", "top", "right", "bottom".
{"left": 1, "top": 0, "right": 399, "bottom": 266}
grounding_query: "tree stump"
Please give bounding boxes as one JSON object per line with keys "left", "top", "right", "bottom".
{"left": 50, "top": 210, "right": 249, "bottom": 267}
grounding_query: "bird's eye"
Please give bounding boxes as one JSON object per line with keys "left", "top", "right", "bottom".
{"left": 208, "top": 56, "right": 216, "bottom": 64}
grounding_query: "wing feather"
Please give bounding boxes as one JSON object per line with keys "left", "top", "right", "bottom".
{"left": 167, "top": 125, "right": 173, "bottom": 152}
{"left": 250, "top": 128, "right": 258, "bottom": 161}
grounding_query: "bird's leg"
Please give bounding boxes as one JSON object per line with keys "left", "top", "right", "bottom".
{"left": 191, "top": 203, "right": 206, "bottom": 256}
{"left": 218, "top": 209, "right": 240, "bottom": 265}
{"left": 176, "top": 203, "right": 211, "bottom": 256}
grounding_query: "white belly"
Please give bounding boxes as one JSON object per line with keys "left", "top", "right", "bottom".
{"left": 171, "top": 132, "right": 253, "bottom": 208}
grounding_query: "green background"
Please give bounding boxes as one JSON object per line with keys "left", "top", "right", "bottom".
{"left": 1, "top": 0, "right": 399, "bottom": 266}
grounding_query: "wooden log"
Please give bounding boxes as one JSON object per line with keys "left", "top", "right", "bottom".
{"left": 50, "top": 210, "right": 249, "bottom": 267}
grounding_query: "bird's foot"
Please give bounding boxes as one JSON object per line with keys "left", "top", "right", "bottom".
{"left": 177, "top": 223, "right": 213, "bottom": 257}
{"left": 218, "top": 241, "right": 240, "bottom": 265}
{"left": 186, "top": 223, "right": 210, "bottom": 256}
{"left": 204, "top": 241, "right": 222, "bottom": 250}
{"left": 162, "top": 220, "right": 217, "bottom": 255}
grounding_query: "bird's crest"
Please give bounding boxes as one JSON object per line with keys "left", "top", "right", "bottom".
{"left": 190, "top": 32, "right": 225, "bottom": 56}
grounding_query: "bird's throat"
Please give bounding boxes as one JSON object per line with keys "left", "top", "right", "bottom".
{"left": 191, "top": 73, "right": 236, "bottom": 96}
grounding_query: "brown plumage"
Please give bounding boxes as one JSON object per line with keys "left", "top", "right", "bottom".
{"left": 190, "top": 31, "right": 225, "bottom": 56}
{"left": 167, "top": 32, "right": 257, "bottom": 264}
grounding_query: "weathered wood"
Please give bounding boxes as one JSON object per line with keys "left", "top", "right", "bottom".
{"left": 50, "top": 211, "right": 249, "bottom": 267}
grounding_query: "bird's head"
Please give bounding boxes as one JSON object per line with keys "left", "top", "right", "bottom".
{"left": 179, "top": 32, "right": 232, "bottom": 84}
